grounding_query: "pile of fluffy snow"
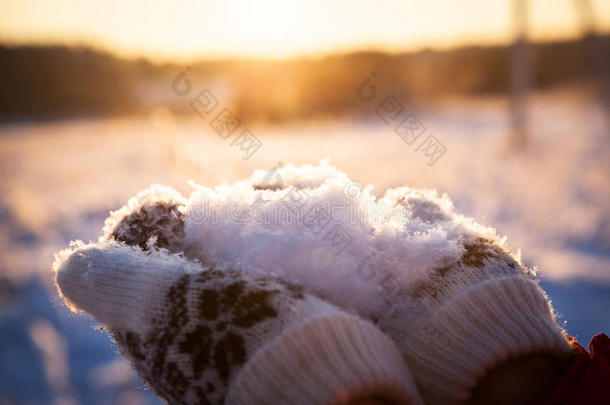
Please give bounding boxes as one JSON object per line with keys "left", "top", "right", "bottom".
{"left": 93, "top": 161, "right": 510, "bottom": 319}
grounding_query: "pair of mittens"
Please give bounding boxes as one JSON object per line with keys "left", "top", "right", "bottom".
{"left": 54, "top": 163, "right": 574, "bottom": 405}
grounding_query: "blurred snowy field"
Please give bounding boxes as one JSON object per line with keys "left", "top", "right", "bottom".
{"left": 0, "top": 93, "right": 609, "bottom": 404}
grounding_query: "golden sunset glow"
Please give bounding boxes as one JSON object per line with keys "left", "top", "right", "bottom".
{"left": 1, "top": 0, "right": 609, "bottom": 61}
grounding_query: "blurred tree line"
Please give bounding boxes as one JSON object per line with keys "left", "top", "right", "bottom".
{"left": 0, "top": 35, "right": 607, "bottom": 124}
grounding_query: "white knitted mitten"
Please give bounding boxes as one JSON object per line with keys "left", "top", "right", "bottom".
{"left": 53, "top": 195, "right": 422, "bottom": 405}
{"left": 373, "top": 188, "right": 574, "bottom": 404}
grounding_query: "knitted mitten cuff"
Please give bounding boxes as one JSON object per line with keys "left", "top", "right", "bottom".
{"left": 227, "top": 313, "right": 421, "bottom": 405}
{"left": 399, "top": 276, "right": 572, "bottom": 404}
{"left": 380, "top": 250, "right": 573, "bottom": 405}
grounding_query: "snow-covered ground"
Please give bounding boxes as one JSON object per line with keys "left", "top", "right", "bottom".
{"left": 1, "top": 93, "right": 609, "bottom": 404}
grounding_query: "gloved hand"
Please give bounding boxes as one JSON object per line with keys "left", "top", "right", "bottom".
{"left": 374, "top": 187, "right": 574, "bottom": 405}
{"left": 53, "top": 185, "right": 422, "bottom": 405}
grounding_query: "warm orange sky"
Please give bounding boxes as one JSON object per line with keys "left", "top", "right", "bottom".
{"left": 1, "top": 0, "right": 609, "bottom": 61}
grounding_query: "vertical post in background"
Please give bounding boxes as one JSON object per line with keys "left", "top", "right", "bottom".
{"left": 573, "top": 0, "right": 610, "bottom": 135}
{"left": 510, "top": 0, "right": 531, "bottom": 149}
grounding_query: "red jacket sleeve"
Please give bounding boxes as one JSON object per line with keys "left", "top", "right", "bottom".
{"left": 539, "top": 333, "right": 610, "bottom": 405}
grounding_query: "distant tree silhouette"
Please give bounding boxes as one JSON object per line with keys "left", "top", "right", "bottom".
{"left": 0, "top": 37, "right": 607, "bottom": 124}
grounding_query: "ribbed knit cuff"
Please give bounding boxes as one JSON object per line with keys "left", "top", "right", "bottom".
{"left": 227, "top": 314, "right": 422, "bottom": 405}
{"left": 402, "top": 276, "right": 573, "bottom": 405}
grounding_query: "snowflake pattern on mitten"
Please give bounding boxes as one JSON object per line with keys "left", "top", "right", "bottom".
{"left": 111, "top": 265, "right": 306, "bottom": 404}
